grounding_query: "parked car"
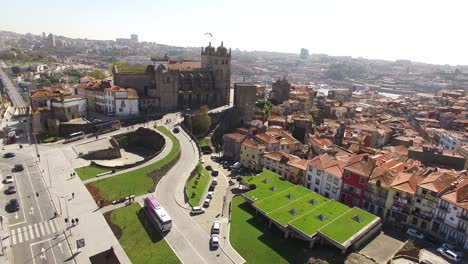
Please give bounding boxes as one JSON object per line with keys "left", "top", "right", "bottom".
{"left": 173, "top": 127, "right": 180, "bottom": 133}
{"left": 439, "top": 243, "right": 464, "bottom": 257}
{"left": 406, "top": 228, "right": 424, "bottom": 239}
{"left": 205, "top": 165, "right": 212, "bottom": 171}
{"left": 3, "top": 152, "right": 15, "bottom": 158}
{"left": 212, "top": 178, "right": 218, "bottom": 186}
{"left": 200, "top": 158, "right": 205, "bottom": 164}
{"left": 13, "top": 164, "right": 23, "bottom": 172}
{"left": 203, "top": 199, "right": 211, "bottom": 208}
{"left": 210, "top": 234, "right": 219, "bottom": 248}
{"left": 211, "top": 170, "right": 219, "bottom": 176}
{"left": 207, "top": 192, "right": 214, "bottom": 199}
{"left": 4, "top": 176, "right": 13, "bottom": 184}
{"left": 228, "top": 180, "right": 235, "bottom": 186}
{"left": 8, "top": 199, "right": 19, "bottom": 212}
{"left": 208, "top": 185, "right": 215, "bottom": 192}
{"left": 191, "top": 206, "right": 205, "bottom": 215}
{"left": 437, "top": 248, "right": 462, "bottom": 262}
{"left": 212, "top": 221, "right": 221, "bottom": 234}
{"left": 211, "top": 154, "right": 217, "bottom": 160}
{"left": 5, "top": 185, "right": 16, "bottom": 194}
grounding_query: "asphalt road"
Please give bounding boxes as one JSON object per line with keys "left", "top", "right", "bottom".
{"left": 155, "top": 126, "right": 234, "bottom": 264}
{"left": 0, "top": 150, "right": 73, "bottom": 264}
{"left": 0, "top": 61, "right": 28, "bottom": 109}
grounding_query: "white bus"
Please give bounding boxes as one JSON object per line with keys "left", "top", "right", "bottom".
{"left": 144, "top": 197, "right": 172, "bottom": 232}
{"left": 64, "top": 131, "right": 84, "bottom": 143}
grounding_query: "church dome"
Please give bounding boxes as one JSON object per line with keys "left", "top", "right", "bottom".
{"left": 217, "top": 41, "right": 227, "bottom": 55}
{"left": 205, "top": 42, "right": 215, "bottom": 54}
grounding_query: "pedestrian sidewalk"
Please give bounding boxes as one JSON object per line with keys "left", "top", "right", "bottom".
{"left": 38, "top": 147, "right": 132, "bottom": 264}
{"left": 0, "top": 215, "right": 12, "bottom": 264}
{"left": 82, "top": 131, "right": 172, "bottom": 184}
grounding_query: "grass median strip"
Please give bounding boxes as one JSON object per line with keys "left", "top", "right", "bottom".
{"left": 105, "top": 203, "right": 180, "bottom": 264}
{"left": 75, "top": 165, "right": 110, "bottom": 181}
{"left": 87, "top": 126, "right": 180, "bottom": 202}
{"left": 186, "top": 163, "right": 211, "bottom": 206}
{"left": 230, "top": 196, "right": 306, "bottom": 264}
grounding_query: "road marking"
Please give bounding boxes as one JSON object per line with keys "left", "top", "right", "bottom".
{"left": 23, "top": 226, "right": 29, "bottom": 241}
{"left": 34, "top": 224, "right": 40, "bottom": 238}
{"left": 11, "top": 229, "right": 16, "bottom": 245}
{"left": 29, "top": 225, "right": 34, "bottom": 239}
{"left": 24, "top": 165, "right": 44, "bottom": 222}
{"left": 49, "top": 220, "right": 56, "bottom": 233}
{"left": 39, "top": 222, "right": 45, "bottom": 236}
{"left": 44, "top": 220, "right": 51, "bottom": 234}
{"left": 57, "top": 242, "right": 63, "bottom": 254}
{"left": 40, "top": 247, "right": 46, "bottom": 260}
{"left": 17, "top": 228, "right": 22, "bottom": 243}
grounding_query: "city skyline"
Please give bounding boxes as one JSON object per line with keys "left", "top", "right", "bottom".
{"left": 2, "top": 0, "right": 468, "bottom": 65}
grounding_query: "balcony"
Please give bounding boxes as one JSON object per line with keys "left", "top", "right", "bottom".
{"left": 412, "top": 210, "right": 432, "bottom": 221}
{"left": 439, "top": 205, "right": 450, "bottom": 213}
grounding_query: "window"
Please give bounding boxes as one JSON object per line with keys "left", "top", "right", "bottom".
{"left": 344, "top": 171, "right": 350, "bottom": 179}
{"left": 314, "top": 188, "right": 319, "bottom": 193}
{"left": 359, "top": 176, "right": 366, "bottom": 185}
{"left": 332, "top": 187, "right": 338, "bottom": 194}
{"left": 412, "top": 218, "right": 418, "bottom": 225}
{"left": 315, "top": 179, "right": 320, "bottom": 185}
{"left": 355, "top": 188, "right": 361, "bottom": 196}
{"left": 353, "top": 198, "right": 360, "bottom": 206}
{"left": 422, "top": 189, "right": 427, "bottom": 195}
{"left": 416, "top": 198, "right": 421, "bottom": 203}
{"left": 317, "top": 170, "right": 322, "bottom": 176}
{"left": 326, "top": 184, "right": 331, "bottom": 191}
{"left": 327, "top": 175, "right": 332, "bottom": 182}
{"left": 120, "top": 100, "right": 126, "bottom": 107}
{"left": 343, "top": 183, "right": 349, "bottom": 190}
{"left": 333, "top": 177, "right": 339, "bottom": 185}
{"left": 307, "top": 175, "right": 312, "bottom": 181}
{"left": 308, "top": 166, "right": 313, "bottom": 172}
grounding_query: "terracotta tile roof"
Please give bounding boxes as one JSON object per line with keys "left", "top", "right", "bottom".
{"left": 391, "top": 170, "right": 424, "bottom": 194}
{"left": 167, "top": 60, "right": 201, "bottom": 70}
{"left": 31, "top": 89, "right": 62, "bottom": 99}
{"left": 79, "top": 76, "right": 95, "bottom": 82}
{"left": 224, "top": 132, "right": 246, "bottom": 143}
{"left": 255, "top": 128, "right": 299, "bottom": 146}
{"left": 268, "top": 115, "right": 286, "bottom": 123}
{"left": 419, "top": 172, "right": 458, "bottom": 193}
{"left": 308, "top": 154, "right": 345, "bottom": 178}
{"left": 288, "top": 158, "right": 308, "bottom": 171}
{"left": 241, "top": 137, "right": 266, "bottom": 150}
{"left": 440, "top": 178, "right": 468, "bottom": 210}
{"left": 126, "top": 88, "right": 139, "bottom": 99}
{"left": 344, "top": 154, "right": 375, "bottom": 177}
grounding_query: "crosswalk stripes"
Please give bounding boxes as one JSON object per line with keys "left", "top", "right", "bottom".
{"left": 22, "top": 226, "right": 28, "bottom": 241}
{"left": 34, "top": 224, "right": 40, "bottom": 238}
{"left": 10, "top": 220, "right": 60, "bottom": 246}
{"left": 39, "top": 222, "right": 45, "bottom": 236}
{"left": 11, "top": 229, "right": 16, "bottom": 245}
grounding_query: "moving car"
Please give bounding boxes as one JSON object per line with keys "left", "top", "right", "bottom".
{"left": 210, "top": 234, "right": 219, "bottom": 248}
{"left": 406, "top": 228, "right": 424, "bottom": 239}
{"left": 203, "top": 199, "right": 211, "bottom": 208}
{"left": 211, "top": 170, "right": 219, "bottom": 176}
{"left": 228, "top": 180, "right": 235, "bottom": 186}
{"left": 5, "top": 185, "right": 16, "bottom": 194}
{"left": 173, "top": 127, "right": 180, "bottom": 133}
{"left": 207, "top": 192, "right": 214, "bottom": 199}
{"left": 437, "top": 248, "right": 463, "bottom": 262}
{"left": 8, "top": 199, "right": 19, "bottom": 212}
{"left": 191, "top": 206, "right": 205, "bottom": 215}
{"left": 13, "top": 164, "right": 24, "bottom": 172}
{"left": 4, "top": 176, "right": 13, "bottom": 184}
{"left": 205, "top": 165, "right": 212, "bottom": 171}
{"left": 3, "top": 152, "right": 15, "bottom": 158}
{"left": 212, "top": 221, "right": 221, "bottom": 234}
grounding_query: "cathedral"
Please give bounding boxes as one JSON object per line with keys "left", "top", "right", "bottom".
{"left": 113, "top": 42, "right": 231, "bottom": 114}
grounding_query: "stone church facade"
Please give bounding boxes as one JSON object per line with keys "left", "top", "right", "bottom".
{"left": 113, "top": 42, "right": 231, "bottom": 114}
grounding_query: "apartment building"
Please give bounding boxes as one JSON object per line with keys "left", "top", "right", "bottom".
{"left": 254, "top": 128, "right": 301, "bottom": 154}
{"left": 340, "top": 154, "right": 375, "bottom": 207}
{"left": 262, "top": 151, "right": 308, "bottom": 185}
{"left": 240, "top": 137, "right": 266, "bottom": 171}
{"left": 305, "top": 154, "right": 345, "bottom": 200}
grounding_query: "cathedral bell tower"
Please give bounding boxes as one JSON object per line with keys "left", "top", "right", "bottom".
{"left": 201, "top": 42, "right": 231, "bottom": 106}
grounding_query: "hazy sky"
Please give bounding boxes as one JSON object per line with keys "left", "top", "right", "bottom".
{"left": 2, "top": 0, "right": 467, "bottom": 65}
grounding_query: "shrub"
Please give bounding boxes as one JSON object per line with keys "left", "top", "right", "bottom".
{"left": 250, "top": 184, "right": 257, "bottom": 190}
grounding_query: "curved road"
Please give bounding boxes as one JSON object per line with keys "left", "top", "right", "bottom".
{"left": 155, "top": 126, "right": 234, "bottom": 264}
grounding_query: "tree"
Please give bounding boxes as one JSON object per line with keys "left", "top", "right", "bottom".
{"left": 87, "top": 69, "right": 106, "bottom": 79}
{"left": 190, "top": 105, "right": 211, "bottom": 137}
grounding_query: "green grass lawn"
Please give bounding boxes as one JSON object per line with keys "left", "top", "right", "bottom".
{"left": 230, "top": 196, "right": 307, "bottom": 264}
{"left": 254, "top": 185, "right": 311, "bottom": 214}
{"left": 35, "top": 133, "right": 62, "bottom": 143}
{"left": 107, "top": 203, "right": 180, "bottom": 264}
{"left": 186, "top": 163, "right": 211, "bottom": 206}
{"left": 89, "top": 127, "right": 180, "bottom": 201}
{"left": 268, "top": 193, "right": 329, "bottom": 226}
{"left": 289, "top": 200, "right": 349, "bottom": 236}
{"left": 75, "top": 165, "right": 110, "bottom": 181}
{"left": 319, "top": 207, "right": 377, "bottom": 243}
